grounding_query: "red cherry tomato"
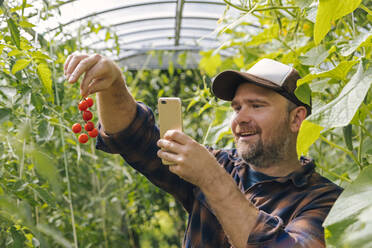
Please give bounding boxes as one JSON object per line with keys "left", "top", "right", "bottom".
{"left": 78, "top": 101, "right": 88, "bottom": 111}
{"left": 86, "top": 97, "right": 94, "bottom": 108}
{"left": 82, "top": 110, "right": 93, "bottom": 121}
{"left": 72, "top": 123, "right": 82, "bottom": 133}
{"left": 88, "top": 128, "right": 98, "bottom": 138}
{"left": 84, "top": 121, "right": 94, "bottom": 131}
{"left": 78, "top": 133, "right": 89, "bottom": 143}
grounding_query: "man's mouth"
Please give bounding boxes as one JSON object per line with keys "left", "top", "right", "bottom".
{"left": 238, "top": 131, "right": 258, "bottom": 137}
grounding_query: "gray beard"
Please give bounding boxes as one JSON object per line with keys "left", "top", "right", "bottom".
{"left": 236, "top": 126, "right": 292, "bottom": 168}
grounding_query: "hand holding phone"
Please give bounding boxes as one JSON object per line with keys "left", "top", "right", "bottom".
{"left": 158, "top": 97, "right": 183, "bottom": 165}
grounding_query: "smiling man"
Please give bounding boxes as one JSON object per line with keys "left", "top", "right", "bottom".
{"left": 64, "top": 54, "right": 342, "bottom": 248}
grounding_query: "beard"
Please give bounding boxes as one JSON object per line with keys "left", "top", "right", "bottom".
{"left": 236, "top": 115, "right": 293, "bottom": 168}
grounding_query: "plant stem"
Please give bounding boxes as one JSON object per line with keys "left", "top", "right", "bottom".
{"left": 358, "top": 125, "right": 364, "bottom": 166}
{"left": 315, "top": 163, "right": 352, "bottom": 183}
{"left": 358, "top": 124, "right": 372, "bottom": 140}
{"left": 360, "top": 4, "right": 372, "bottom": 15}
{"left": 223, "top": 0, "right": 298, "bottom": 12}
{"left": 51, "top": 45, "right": 79, "bottom": 248}
{"left": 351, "top": 13, "right": 356, "bottom": 39}
{"left": 202, "top": 121, "right": 213, "bottom": 145}
{"left": 319, "top": 135, "right": 362, "bottom": 171}
{"left": 277, "top": 38, "right": 296, "bottom": 53}
{"left": 90, "top": 142, "right": 109, "bottom": 248}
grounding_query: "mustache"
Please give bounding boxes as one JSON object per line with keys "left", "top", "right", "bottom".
{"left": 233, "top": 120, "right": 262, "bottom": 134}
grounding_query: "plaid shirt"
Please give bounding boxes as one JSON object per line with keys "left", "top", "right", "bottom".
{"left": 96, "top": 102, "right": 343, "bottom": 248}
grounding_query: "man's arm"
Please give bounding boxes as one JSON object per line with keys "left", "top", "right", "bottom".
{"left": 65, "top": 53, "right": 197, "bottom": 212}
{"left": 157, "top": 130, "right": 339, "bottom": 248}
{"left": 157, "top": 130, "right": 259, "bottom": 248}
{"left": 202, "top": 163, "right": 259, "bottom": 248}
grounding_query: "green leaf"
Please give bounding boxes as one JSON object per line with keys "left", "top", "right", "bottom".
{"left": 296, "top": 120, "right": 324, "bottom": 156}
{"left": 186, "top": 96, "right": 200, "bottom": 111}
{"left": 19, "top": 20, "right": 35, "bottom": 28}
{"left": 10, "top": 225, "right": 26, "bottom": 247}
{"left": 177, "top": 52, "right": 187, "bottom": 68}
{"left": 233, "top": 55, "right": 244, "bottom": 68}
{"left": 0, "top": 86, "right": 17, "bottom": 101}
{"left": 10, "top": 4, "right": 32, "bottom": 13}
{"left": 198, "top": 102, "right": 212, "bottom": 115}
{"left": 340, "top": 31, "right": 372, "bottom": 57}
{"left": 22, "top": 0, "right": 27, "bottom": 16}
{"left": 295, "top": 0, "right": 313, "bottom": 9}
{"left": 0, "top": 196, "right": 30, "bottom": 224}
{"left": 199, "top": 51, "right": 222, "bottom": 76}
{"left": 0, "top": 108, "right": 11, "bottom": 123}
{"left": 6, "top": 18, "right": 20, "bottom": 49}
{"left": 308, "top": 62, "right": 372, "bottom": 128}
{"left": 31, "top": 51, "right": 51, "bottom": 60}
{"left": 31, "top": 150, "right": 61, "bottom": 194}
{"left": 36, "top": 224, "right": 73, "bottom": 248}
{"left": 204, "top": 106, "right": 233, "bottom": 145}
{"left": 314, "top": 0, "right": 362, "bottom": 44}
{"left": 11, "top": 59, "right": 31, "bottom": 74}
{"left": 33, "top": 187, "right": 56, "bottom": 208}
{"left": 8, "top": 49, "right": 23, "bottom": 57}
{"left": 168, "top": 60, "right": 174, "bottom": 76}
{"left": 245, "top": 24, "right": 279, "bottom": 46}
{"left": 105, "top": 30, "right": 111, "bottom": 41}
{"left": 37, "top": 119, "right": 54, "bottom": 141}
{"left": 36, "top": 62, "right": 54, "bottom": 103}
{"left": 31, "top": 93, "right": 43, "bottom": 112}
{"left": 299, "top": 45, "right": 328, "bottom": 66}
{"left": 297, "top": 60, "right": 358, "bottom": 86}
{"left": 294, "top": 83, "right": 311, "bottom": 106}
{"left": 324, "top": 165, "right": 372, "bottom": 247}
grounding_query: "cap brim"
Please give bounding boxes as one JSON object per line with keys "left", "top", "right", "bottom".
{"left": 212, "top": 70, "right": 282, "bottom": 101}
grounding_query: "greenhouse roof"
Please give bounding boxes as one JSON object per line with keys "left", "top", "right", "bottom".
{"left": 33, "top": 0, "right": 250, "bottom": 70}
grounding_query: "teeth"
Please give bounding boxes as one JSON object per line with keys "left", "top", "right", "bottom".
{"left": 240, "top": 132, "right": 255, "bottom": 136}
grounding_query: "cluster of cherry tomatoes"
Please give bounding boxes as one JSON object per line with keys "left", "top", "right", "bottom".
{"left": 71, "top": 97, "right": 98, "bottom": 143}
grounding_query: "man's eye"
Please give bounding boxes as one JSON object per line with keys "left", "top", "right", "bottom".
{"left": 252, "top": 104, "right": 262, "bottom": 108}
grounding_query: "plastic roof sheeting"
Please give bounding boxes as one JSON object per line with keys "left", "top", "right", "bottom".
{"left": 34, "top": 0, "right": 240, "bottom": 69}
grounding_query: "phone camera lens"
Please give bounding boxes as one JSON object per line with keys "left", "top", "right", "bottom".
{"left": 161, "top": 100, "right": 167, "bottom": 104}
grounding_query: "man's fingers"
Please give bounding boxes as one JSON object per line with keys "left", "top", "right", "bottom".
{"left": 157, "top": 139, "right": 183, "bottom": 154}
{"left": 80, "top": 61, "right": 106, "bottom": 97}
{"left": 64, "top": 54, "right": 74, "bottom": 75}
{"left": 157, "top": 149, "right": 180, "bottom": 166}
{"left": 68, "top": 54, "right": 101, "bottom": 84}
{"left": 65, "top": 54, "right": 89, "bottom": 81}
{"left": 163, "top": 130, "right": 190, "bottom": 145}
{"left": 84, "top": 78, "right": 113, "bottom": 97}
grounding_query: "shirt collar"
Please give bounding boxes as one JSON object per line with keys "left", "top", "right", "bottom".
{"left": 275, "top": 157, "right": 315, "bottom": 187}
{"left": 234, "top": 154, "right": 315, "bottom": 188}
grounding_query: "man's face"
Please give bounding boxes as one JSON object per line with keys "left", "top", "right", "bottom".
{"left": 230, "top": 83, "right": 295, "bottom": 168}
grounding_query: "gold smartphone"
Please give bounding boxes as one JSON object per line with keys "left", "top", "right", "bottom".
{"left": 158, "top": 97, "right": 183, "bottom": 165}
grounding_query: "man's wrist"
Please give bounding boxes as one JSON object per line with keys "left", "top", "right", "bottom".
{"left": 200, "top": 164, "right": 236, "bottom": 203}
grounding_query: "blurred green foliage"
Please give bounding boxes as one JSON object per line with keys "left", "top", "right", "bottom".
{"left": 0, "top": 0, "right": 371, "bottom": 247}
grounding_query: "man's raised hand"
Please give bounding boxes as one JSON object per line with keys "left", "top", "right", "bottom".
{"left": 64, "top": 52, "right": 123, "bottom": 98}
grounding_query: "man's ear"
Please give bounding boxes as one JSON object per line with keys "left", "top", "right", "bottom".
{"left": 289, "top": 106, "right": 307, "bottom": 132}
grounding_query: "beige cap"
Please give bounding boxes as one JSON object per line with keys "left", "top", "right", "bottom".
{"left": 212, "top": 58, "right": 311, "bottom": 115}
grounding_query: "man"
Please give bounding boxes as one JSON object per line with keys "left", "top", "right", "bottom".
{"left": 64, "top": 54, "right": 342, "bottom": 248}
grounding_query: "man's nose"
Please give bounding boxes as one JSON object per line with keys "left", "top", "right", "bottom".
{"left": 232, "top": 108, "right": 253, "bottom": 125}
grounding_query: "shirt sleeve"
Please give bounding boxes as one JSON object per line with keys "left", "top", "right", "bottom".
{"left": 246, "top": 186, "right": 341, "bottom": 248}
{"left": 96, "top": 102, "right": 195, "bottom": 213}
